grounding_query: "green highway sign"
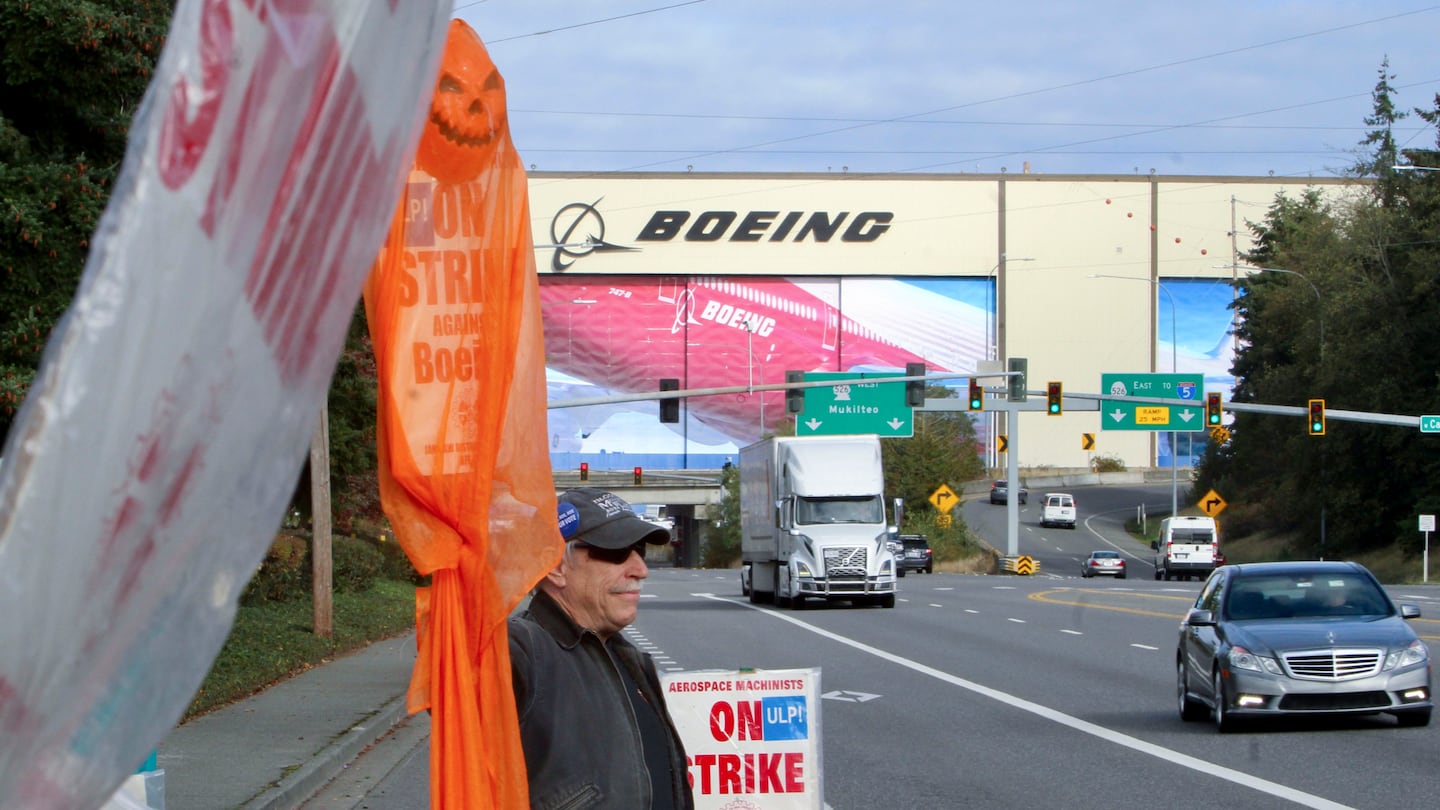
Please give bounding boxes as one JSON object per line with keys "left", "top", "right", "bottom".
{"left": 1421, "top": 415, "right": 1440, "bottom": 433}
{"left": 1100, "top": 373, "right": 1206, "bottom": 432}
{"left": 797, "top": 372, "right": 914, "bottom": 437}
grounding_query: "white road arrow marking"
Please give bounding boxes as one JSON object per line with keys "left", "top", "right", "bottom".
{"left": 822, "top": 690, "right": 882, "bottom": 703}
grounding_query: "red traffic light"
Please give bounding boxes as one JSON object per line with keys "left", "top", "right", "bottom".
{"left": 579, "top": 462, "right": 589, "bottom": 482}
{"left": 633, "top": 466, "right": 643, "bottom": 485}
{"left": 1205, "top": 392, "right": 1222, "bottom": 426}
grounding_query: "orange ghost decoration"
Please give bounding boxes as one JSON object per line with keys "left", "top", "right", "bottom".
{"left": 415, "top": 23, "right": 509, "bottom": 183}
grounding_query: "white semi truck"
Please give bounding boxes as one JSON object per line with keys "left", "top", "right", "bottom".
{"left": 739, "top": 434, "right": 898, "bottom": 608}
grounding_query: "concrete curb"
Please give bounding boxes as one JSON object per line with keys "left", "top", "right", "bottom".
{"left": 243, "top": 696, "right": 411, "bottom": 810}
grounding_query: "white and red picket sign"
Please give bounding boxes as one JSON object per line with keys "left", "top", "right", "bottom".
{"left": 0, "top": 2, "right": 449, "bottom": 808}
{"left": 662, "top": 668, "right": 824, "bottom": 810}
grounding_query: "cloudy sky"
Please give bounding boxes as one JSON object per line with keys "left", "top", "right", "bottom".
{"left": 452, "top": 1, "right": 1440, "bottom": 178}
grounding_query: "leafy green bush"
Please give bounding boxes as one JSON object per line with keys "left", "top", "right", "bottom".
{"left": 903, "top": 510, "right": 986, "bottom": 564}
{"left": 1091, "top": 453, "right": 1127, "bottom": 473}
{"left": 332, "top": 535, "right": 384, "bottom": 593}
{"left": 240, "top": 534, "right": 309, "bottom": 606}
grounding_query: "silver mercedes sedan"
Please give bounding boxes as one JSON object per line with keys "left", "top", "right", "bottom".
{"left": 1176, "top": 560, "right": 1432, "bottom": 732}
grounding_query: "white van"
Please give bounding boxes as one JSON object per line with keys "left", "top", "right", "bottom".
{"left": 1039, "top": 493, "right": 1076, "bottom": 529}
{"left": 1151, "top": 515, "right": 1218, "bottom": 581}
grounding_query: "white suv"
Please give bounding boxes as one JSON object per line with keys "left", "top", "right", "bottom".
{"left": 1039, "top": 493, "right": 1076, "bottom": 529}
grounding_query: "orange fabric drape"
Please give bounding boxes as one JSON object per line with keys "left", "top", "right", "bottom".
{"left": 364, "top": 19, "right": 562, "bottom": 809}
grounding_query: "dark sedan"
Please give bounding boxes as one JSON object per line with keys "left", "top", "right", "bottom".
{"left": 1177, "top": 561, "right": 1431, "bottom": 732}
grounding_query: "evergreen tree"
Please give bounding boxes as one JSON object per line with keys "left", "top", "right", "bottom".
{"left": 0, "top": 1, "right": 173, "bottom": 441}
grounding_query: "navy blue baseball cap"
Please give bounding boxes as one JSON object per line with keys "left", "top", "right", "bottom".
{"left": 556, "top": 488, "right": 671, "bottom": 549}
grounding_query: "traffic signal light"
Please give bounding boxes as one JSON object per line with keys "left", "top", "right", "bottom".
{"left": 1046, "top": 381, "right": 1063, "bottom": 415}
{"left": 633, "top": 466, "right": 643, "bottom": 485}
{"left": 579, "top": 462, "right": 589, "bottom": 482}
{"left": 1308, "top": 398, "right": 1326, "bottom": 435}
{"left": 659, "top": 378, "right": 679, "bottom": 423}
{"left": 786, "top": 370, "right": 805, "bottom": 413}
{"left": 968, "top": 378, "right": 984, "bottom": 411}
{"left": 1206, "top": 392, "right": 1223, "bottom": 427}
{"left": 905, "top": 362, "right": 926, "bottom": 407}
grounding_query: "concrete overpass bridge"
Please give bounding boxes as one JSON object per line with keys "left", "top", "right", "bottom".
{"left": 552, "top": 468, "right": 726, "bottom": 568}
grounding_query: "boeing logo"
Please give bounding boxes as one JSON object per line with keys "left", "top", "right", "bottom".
{"left": 546, "top": 200, "right": 895, "bottom": 271}
{"left": 548, "top": 198, "right": 637, "bottom": 272}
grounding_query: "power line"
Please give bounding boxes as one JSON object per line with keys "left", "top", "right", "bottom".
{"left": 472, "top": 5, "right": 1440, "bottom": 175}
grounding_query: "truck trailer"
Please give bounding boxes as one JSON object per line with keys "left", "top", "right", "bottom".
{"left": 740, "top": 434, "right": 898, "bottom": 608}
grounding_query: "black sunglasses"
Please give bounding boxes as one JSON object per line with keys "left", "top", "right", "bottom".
{"left": 576, "top": 541, "right": 647, "bottom": 565}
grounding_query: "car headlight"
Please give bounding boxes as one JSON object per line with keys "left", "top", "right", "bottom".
{"left": 1228, "top": 646, "right": 1283, "bottom": 675}
{"left": 1384, "top": 640, "right": 1429, "bottom": 671}
{"left": 795, "top": 561, "right": 814, "bottom": 578}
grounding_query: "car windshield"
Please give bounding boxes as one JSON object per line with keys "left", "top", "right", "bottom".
{"left": 795, "top": 495, "right": 883, "bottom": 525}
{"left": 1091, "top": 551, "right": 1119, "bottom": 559}
{"left": 1224, "top": 572, "right": 1392, "bottom": 620}
{"left": 1170, "top": 528, "right": 1214, "bottom": 544}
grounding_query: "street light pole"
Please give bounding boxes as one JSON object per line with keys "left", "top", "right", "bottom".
{"left": 1090, "top": 274, "right": 1180, "bottom": 516}
{"left": 988, "top": 255, "right": 1034, "bottom": 474}
{"left": 744, "top": 317, "right": 762, "bottom": 438}
{"left": 986, "top": 255, "right": 1035, "bottom": 361}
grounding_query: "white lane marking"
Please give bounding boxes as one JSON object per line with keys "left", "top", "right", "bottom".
{"left": 1131, "top": 643, "right": 1159, "bottom": 651}
{"left": 1007, "top": 618, "right": 1026, "bottom": 624}
{"left": 993, "top": 586, "right": 1017, "bottom": 590}
{"left": 1061, "top": 629, "right": 1084, "bottom": 636}
{"left": 704, "top": 594, "right": 1356, "bottom": 810}
{"left": 964, "top": 609, "right": 980, "bottom": 614}
{"left": 934, "top": 587, "right": 955, "bottom": 591}
{"left": 929, "top": 603, "right": 944, "bottom": 608}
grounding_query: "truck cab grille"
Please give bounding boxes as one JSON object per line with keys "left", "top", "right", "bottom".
{"left": 823, "top": 546, "right": 868, "bottom": 577}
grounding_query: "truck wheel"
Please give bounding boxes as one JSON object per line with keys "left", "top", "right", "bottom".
{"left": 878, "top": 593, "right": 896, "bottom": 608}
{"left": 897, "top": 567, "right": 906, "bottom": 578}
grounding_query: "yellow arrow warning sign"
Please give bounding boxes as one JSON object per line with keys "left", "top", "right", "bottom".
{"left": 929, "top": 484, "right": 959, "bottom": 512}
{"left": 1199, "top": 489, "right": 1227, "bottom": 517}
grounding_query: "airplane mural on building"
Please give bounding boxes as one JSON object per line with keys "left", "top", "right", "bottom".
{"left": 539, "top": 275, "right": 988, "bottom": 451}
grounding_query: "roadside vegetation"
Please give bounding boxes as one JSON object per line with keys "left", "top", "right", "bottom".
{"left": 1189, "top": 61, "right": 1440, "bottom": 570}
{"left": 185, "top": 524, "right": 416, "bottom": 720}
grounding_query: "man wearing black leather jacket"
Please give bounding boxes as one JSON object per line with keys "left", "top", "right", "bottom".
{"left": 510, "top": 488, "right": 695, "bottom": 809}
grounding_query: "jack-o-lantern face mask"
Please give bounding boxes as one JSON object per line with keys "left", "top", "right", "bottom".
{"left": 415, "top": 21, "right": 508, "bottom": 183}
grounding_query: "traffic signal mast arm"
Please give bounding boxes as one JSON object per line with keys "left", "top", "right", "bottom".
{"left": 547, "top": 370, "right": 1004, "bottom": 409}
{"left": 549, "top": 382, "right": 1429, "bottom": 430}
